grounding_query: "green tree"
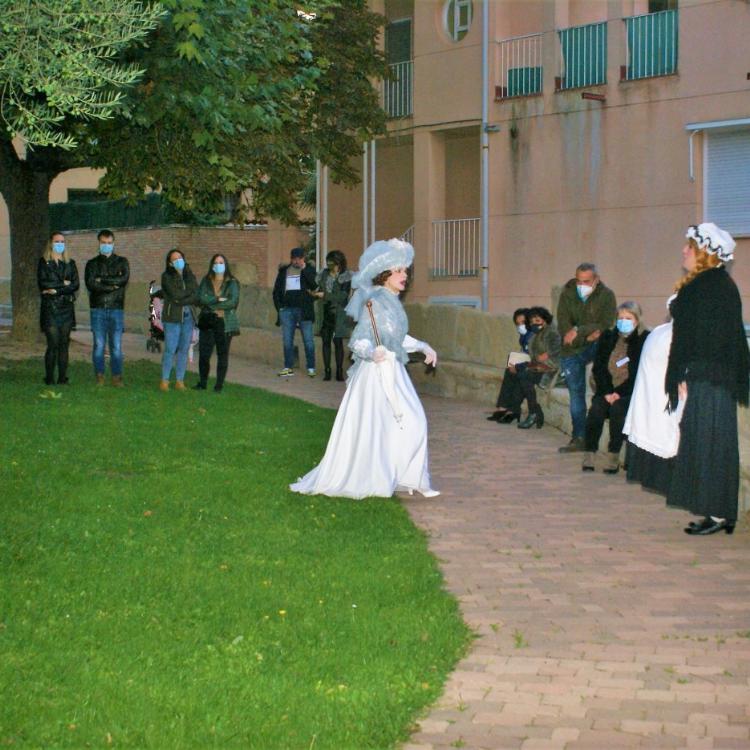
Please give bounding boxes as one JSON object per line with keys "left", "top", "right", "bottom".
{"left": 0, "top": 0, "right": 386, "bottom": 340}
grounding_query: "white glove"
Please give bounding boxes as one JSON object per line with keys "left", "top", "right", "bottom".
{"left": 403, "top": 334, "right": 437, "bottom": 366}
{"left": 423, "top": 345, "right": 437, "bottom": 367}
{"left": 372, "top": 345, "right": 389, "bottom": 363}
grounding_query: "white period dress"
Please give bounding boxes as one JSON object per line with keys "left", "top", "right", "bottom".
{"left": 290, "top": 287, "right": 435, "bottom": 499}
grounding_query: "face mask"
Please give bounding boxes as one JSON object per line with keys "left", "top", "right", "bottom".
{"left": 577, "top": 284, "right": 593, "bottom": 300}
{"left": 99, "top": 243, "right": 114, "bottom": 255}
{"left": 616, "top": 318, "right": 635, "bottom": 335}
{"left": 213, "top": 263, "right": 225, "bottom": 275}
{"left": 516, "top": 324, "right": 527, "bottom": 336}
{"left": 52, "top": 242, "right": 65, "bottom": 254}
{"left": 172, "top": 258, "right": 185, "bottom": 271}
{"left": 530, "top": 323, "right": 543, "bottom": 333}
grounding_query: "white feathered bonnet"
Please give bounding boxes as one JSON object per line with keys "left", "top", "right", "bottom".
{"left": 686, "top": 223, "right": 736, "bottom": 263}
{"left": 345, "top": 238, "right": 414, "bottom": 321}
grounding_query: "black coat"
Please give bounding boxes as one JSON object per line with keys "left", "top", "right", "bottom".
{"left": 37, "top": 257, "right": 79, "bottom": 330}
{"left": 667, "top": 266, "right": 750, "bottom": 408}
{"left": 161, "top": 266, "right": 199, "bottom": 323}
{"left": 272, "top": 263, "right": 317, "bottom": 322}
{"left": 592, "top": 326, "right": 649, "bottom": 399}
{"left": 85, "top": 253, "right": 130, "bottom": 309}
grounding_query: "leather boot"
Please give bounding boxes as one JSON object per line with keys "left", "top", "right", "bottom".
{"left": 159, "top": 380, "right": 170, "bottom": 392}
{"left": 112, "top": 375, "right": 124, "bottom": 388}
{"left": 323, "top": 368, "right": 332, "bottom": 381}
{"left": 174, "top": 381, "right": 187, "bottom": 391}
{"left": 581, "top": 451, "right": 596, "bottom": 471}
{"left": 96, "top": 373, "right": 105, "bottom": 386}
{"left": 603, "top": 452, "right": 620, "bottom": 474}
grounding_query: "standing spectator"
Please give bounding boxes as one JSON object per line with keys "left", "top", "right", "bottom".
{"left": 666, "top": 224, "right": 749, "bottom": 536}
{"left": 487, "top": 307, "right": 531, "bottom": 421}
{"left": 37, "top": 231, "right": 79, "bottom": 385}
{"left": 314, "top": 250, "right": 353, "bottom": 381}
{"left": 84, "top": 229, "right": 129, "bottom": 386}
{"left": 556, "top": 262, "right": 617, "bottom": 452}
{"left": 273, "top": 247, "right": 318, "bottom": 377}
{"left": 159, "top": 249, "right": 198, "bottom": 392}
{"left": 194, "top": 254, "right": 240, "bottom": 393}
{"left": 581, "top": 301, "right": 649, "bottom": 474}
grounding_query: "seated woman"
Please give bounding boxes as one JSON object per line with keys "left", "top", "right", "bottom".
{"left": 582, "top": 301, "right": 649, "bottom": 474}
{"left": 487, "top": 307, "right": 531, "bottom": 421}
{"left": 492, "top": 306, "right": 560, "bottom": 429}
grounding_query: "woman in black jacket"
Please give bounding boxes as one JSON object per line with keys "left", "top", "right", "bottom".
{"left": 160, "top": 249, "right": 199, "bottom": 391}
{"left": 37, "top": 232, "right": 79, "bottom": 385}
{"left": 314, "top": 250, "right": 353, "bottom": 381}
{"left": 666, "top": 224, "right": 749, "bottom": 536}
{"left": 582, "top": 301, "right": 649, "bottom": 474}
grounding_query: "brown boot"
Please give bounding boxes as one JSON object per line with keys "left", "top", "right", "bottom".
{"left": 603, "top": 452, "right": 620, "bottom": 474}
{"left": 159, "top": 380, "right": 170, "bottom": 392}
{"left": 174, "top": 381, "right": 186, "bottom": 391}
{"left": 112, "top": 375, "right": 124, "bottom": 388}
{"left": 95, "top": 373, "right": 105, "bottom": 386}
{"left": 581, "top": 451, "right": 596, "bottom": 471}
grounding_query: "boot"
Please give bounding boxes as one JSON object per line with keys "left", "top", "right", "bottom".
{"left": 159, "top": 380, "right": 170, "bottom": 392}
{"left": 559, "top": 437, "right": 585, "bottom": 453}
{"left": 603, "top": 452, "right": 620, "bottom": 474}
{"left": 581, "top": 451, "right": 596, "bottom": 471}
{"left": 336, "top": 367, "right": 345, "bottom": 382}
{"left": 112, "top": 375, "right": 124, "bottom": 388}
{"left": 323, "top": 368, "right": 332, "bottom": 381}
{"left": 96, "top": 373, "right": 105, "bottom": 386}
{"left": 174, "top": 381, "right": 187, "bottom": 391}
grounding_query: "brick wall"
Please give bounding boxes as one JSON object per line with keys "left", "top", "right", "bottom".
{"left": 62, "top": 225, "right": 270, "bottom": 286}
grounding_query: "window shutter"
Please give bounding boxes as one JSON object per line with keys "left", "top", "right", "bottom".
{"left": 705, "top": 129, "right": 750, "bottom": 236}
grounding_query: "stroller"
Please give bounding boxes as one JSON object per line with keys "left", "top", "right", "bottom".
{"left": 146, "top": 280, "right": 199, "bottom": 360}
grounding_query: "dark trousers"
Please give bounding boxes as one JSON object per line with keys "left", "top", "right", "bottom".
{"left": 198, "top": 318, "right": 232, "bottom": 389}
{"left": 584, "top": 394, "right": 629, "bottom": 453}
{"left": 320, "top": 311, "right": 344, "bottom": 374}
{"left": 496, "top": 366, "right": 542, "bottom": 412}
{"left": 43, "top": 321, "right": 73, "bottom": 383}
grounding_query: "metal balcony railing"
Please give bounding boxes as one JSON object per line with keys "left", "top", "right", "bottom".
{"left": 430, "top": 218, "right": 480, "bottom": 279}
{"left": 556, "top": 21, "right": 607, "bottom": 91}
{"left": 622, "top": 9, "right": 678, "bottom": 81}
{"left": 495, "top": 33, "right": 543, "bottom": 100}
{"left": 382, "top": 60, "right": 413, "bottom": 118}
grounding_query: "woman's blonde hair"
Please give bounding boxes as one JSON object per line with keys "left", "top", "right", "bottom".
{"left": 674, "top": 238, "right": 722, "bottom": 292}
{"left": 42, "top": 232, "right": 70, "bottom": 263}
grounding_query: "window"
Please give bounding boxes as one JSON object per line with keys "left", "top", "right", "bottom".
{"left": 649, "top": 0, "right": 677, "bottom": 11}
{"left": 444, "top": 0, "right": 473, "bottom": 43}
{"left": 704, "top": 128, "right": 750, "bottom": 236}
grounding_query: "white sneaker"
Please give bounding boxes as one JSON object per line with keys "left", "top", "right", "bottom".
{"left": 307, "top": 368, "right": 316, "bottom": 377}
{"left": 278, "top": 368, "right": 294, "bottom": 377}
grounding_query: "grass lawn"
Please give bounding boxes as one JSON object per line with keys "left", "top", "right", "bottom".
{"left": 0, "top": 358, "right": 470, "bottom": 749}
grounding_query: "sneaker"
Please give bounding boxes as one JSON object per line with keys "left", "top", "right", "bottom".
{"left": 307, "top": 368, "right": 316, "bottom": 378}
{"left": 277, "top": 368, "right": 294, "bottom": 377}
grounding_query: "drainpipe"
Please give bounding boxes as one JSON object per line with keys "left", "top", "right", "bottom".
{"left": 480, "top": 0, "right": 490, "bottom": 312}
{"left": 362, "top": 142, "right": 369, "bottom": 250}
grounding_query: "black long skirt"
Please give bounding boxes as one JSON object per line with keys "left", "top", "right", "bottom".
{"left": 626, "top": 443, "right": 675, "bottom": 496}
{"left": 667, "top": 380, "right": 739, "bottom": 523}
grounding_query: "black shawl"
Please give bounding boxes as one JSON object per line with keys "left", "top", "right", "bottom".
{"left": 666, "top": 267, "right": 749, "bottom": 409}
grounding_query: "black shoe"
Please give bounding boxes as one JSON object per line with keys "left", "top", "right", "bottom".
{"left": 213, "top": 385, "right": 223, "bottom": 393}
{"left": 192, "top": 383, "right": 207, "bottom": 390}
{"left": 685, "top": 518, "right": 735, "bottom": 536}
{"left": 486, "top": 410, "right": 506, "bottom": 422}
{"left": 336, "top": 369, "right": 345, "bottom": 382}
{"left": 57, "top": 377, "right": 69, "bottom": 385}
{"left": 518, "top": 413, "right": 542, "bottom": 430}
{"left": 323, "top": 369, "right": 332, "bottom": 381}
{"left": 498, "top": 412, "right": 520, "bottom": 424}
{"left": 558, "top": 437, "right": 585, "bottom": 453}
{"left": 44, "top": 377, "right": 54, "bottom": 385}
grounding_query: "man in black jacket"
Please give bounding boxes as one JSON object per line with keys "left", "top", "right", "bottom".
{"left": 85, "top": 229, "right": 130, "bottom": 386}
{"left": 272, "top": 247, "right": 318, "bottom": 377}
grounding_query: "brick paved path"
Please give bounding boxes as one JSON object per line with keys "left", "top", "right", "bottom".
{"left": 64, "top": 334, "right": 750, "bottom": 748}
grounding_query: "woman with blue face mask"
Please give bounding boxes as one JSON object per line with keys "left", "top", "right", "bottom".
{"left": 581, "top": 301, "right": 649, "bottom": 474}
{"left": 37, "top": 231, "right": 80, "bottom": 385}
{"left": 194, "top": 254, "right": 240, "bottom": 392}
{"left": 159, "top": 248, "right": 199, "bottom": 391}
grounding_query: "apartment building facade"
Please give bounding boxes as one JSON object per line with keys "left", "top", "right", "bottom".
{"left": 322, "top": 0, "right": 750, "bottom": 326}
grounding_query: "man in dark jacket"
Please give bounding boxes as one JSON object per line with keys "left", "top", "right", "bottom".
{"left": 84, "top": 229, "right": 130, "bottom": 386}
{"left": 556, "top": 262, "right": 617, "bottom": 452}
{"left": 272, "top": 247, "right": 318, "bottom": 377}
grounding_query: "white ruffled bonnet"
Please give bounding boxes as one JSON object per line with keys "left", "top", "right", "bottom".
{"left": 345, "top": 239, "right": 414, "bottom": 321}
{"left": 686, "top": 223, "right": 736, "bottom": 263}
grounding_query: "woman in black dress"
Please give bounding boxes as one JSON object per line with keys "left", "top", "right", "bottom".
{"left": 666, "top": 223, "right": 749, "bottom": 536}
{"left": 37, "top": 231, "right": 79, "bottom": 385}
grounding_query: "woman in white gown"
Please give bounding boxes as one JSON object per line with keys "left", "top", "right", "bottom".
{"left": 290, "top": 239, "right": 440, "bottom": 500}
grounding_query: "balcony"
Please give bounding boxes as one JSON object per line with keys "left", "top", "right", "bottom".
{"left": 556, "top": 21, "right": 607, "bottom": 91}
{"left": 622, "top": 9, "right": 678, "bottom": 81}
{"left": 495, "top": 33, "right": 543, "bottom": 100}
{"left": 430, "top": 218, "right": 480, "bottom": 279}
{"left": 382, "top": 60, "right": 413, "bottom": 118}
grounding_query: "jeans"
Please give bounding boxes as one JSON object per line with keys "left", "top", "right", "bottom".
{"left": 279, "top": 307, "right": 315, "bottom": 370}
{"left": 91, "top": 308, "right": 124, "bottom": 376}
{"left": 162, "top": 309, "right": 195, "bottom": 382}
{"left": 560, "top": 342, "right": 599, "bottom": 439}
{"left": 198, "top": 317, "right": 232, "bottom": 390}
